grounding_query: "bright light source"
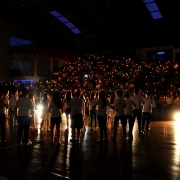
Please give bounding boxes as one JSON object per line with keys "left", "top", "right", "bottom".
{"left": 37, "top": 104, "right": 43, "bottom": 111}
{"left": 173, "top": 112, "right": 180, "bottom": 121}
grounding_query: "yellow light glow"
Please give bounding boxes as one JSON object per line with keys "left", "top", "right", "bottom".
{"left": 37, "top": 104, "right": 43, "bottom": 111}
{"left": 173, "top": 112, "right": 180, "bottom": 121}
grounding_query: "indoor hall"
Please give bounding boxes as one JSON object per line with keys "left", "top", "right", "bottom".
{"left": 0, "top": 109, "right": 180, "bottom": 180}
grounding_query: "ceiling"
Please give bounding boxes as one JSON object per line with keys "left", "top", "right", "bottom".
{"left": 0, "top": 0, "right": 180, "bottom": 55}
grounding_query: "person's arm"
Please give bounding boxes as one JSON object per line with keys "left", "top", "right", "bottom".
{"left": 107, "top": 100, "right": 115, "bottom": 110}
{"left": 82, "top": 99, "right": 85, "bottom": 117}
{"left": 48, "top": 102, "right": 52, "bottom": 113}
{"left": 4, "top": 99, "right": 9, "bottom": 109}
{"left": 15, "top": 100, "right": 19, "bottom": 118}
{"left": 132, "top": 100, "right": 137, "bottom": 108}
{"left": 60, "top": 101, "right": 63, "bottom": 114}
{"left": 141, "top": 97, "right": 145, "bottom": 106}
{"left": 151, "top": 99, "right": 155, "bottom": 108}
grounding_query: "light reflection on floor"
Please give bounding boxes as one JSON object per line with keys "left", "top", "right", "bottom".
{"left": 3, "top": 113, "right": 180, "bottom": 179}
{"left": 174, "top": 120, "right": 180, "bottom": 168}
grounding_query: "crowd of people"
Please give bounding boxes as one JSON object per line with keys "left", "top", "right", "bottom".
{"left": 0, "top": 86, "right": 155, "bottom": 145}
{"left": 0, "top": 55, "right": 180, "bottom": 144}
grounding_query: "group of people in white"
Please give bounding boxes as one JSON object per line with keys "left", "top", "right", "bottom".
{"left": 0, "top": 89, "right": 64, "bottom": 145}
{"left": 0, "top": 87, "right": 155, "bottom": 145}
{"left": 88, "top": 88, "right": 155, "bottom": 143}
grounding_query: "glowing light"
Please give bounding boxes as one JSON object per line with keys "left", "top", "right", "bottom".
{"left": 173, "top": 112, "right": 180, "bottom": 121}
{"left": 37, "top": 104, "right": 43, "bottom": 111}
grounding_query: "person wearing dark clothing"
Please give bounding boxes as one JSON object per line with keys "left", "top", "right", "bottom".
{"left": 112, "top": 89, "right": 126, "bottom": 140}
{"left": 130, "top": 89, "right": 145, "bottom": 134}
{"left": 0, "top": 91, "right": 8, "bottom": 143}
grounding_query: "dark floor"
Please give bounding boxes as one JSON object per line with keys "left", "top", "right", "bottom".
{"left": 0, "top": 113, "right": 180, "bottom": 180}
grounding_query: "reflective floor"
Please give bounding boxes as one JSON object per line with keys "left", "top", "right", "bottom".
{"left": 0, "top": 112, "right": 180, "bottom": 180}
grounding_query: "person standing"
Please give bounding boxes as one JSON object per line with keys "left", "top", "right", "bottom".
{"left": 28, "top": 93, "right": 36, "bottom": 130}
{"left": 9, "top": 90, "right": 18, "bottom": 127}
{"left": 40, "top": 92, "right": 49, "bottom": 131}
{"left": 130, "top": 89, "right": 145, "bottom": 134}
{"left": 16, "top": 89, "right": 34, "bottom": 145}
{"left": 111, "top": 89, "right": 126, "bottom": 140}
{"left": 0, "top": 92, "right": 8, "bottom": 143}
{"left": 142, "top": 92, "right": 155, "bottom": 132}
{"left": 94, "top": 90, "right": 114, "bottom": 143}
{"left": 89, "top": 92, "right": 97, "bottom": 130}
{"left": 68, "top": 89, "right": 85, "bottom": 143}
{"left": 108, "top": 93, "right": 116, "bottom": 128}
{"left": 4, "top": 90, "right": 10, "bottom": 118}
{"left": 48, "top": 91, "right": 63, "bottom": 144}
{"left": 63, "top": 90, "right": 72, "bottom": 130}
{"left": 124, "top": 92, "right": 136, "bottom": 138}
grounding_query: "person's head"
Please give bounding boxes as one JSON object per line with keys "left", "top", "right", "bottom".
{"left": 52, "top": 91, "right": 62, "bottom": 109}
{"left": 135, "top": 88, "right": 139, "bottom": 95}
{"left": 110, "top": 93, "right": 115, "bottom": 104}
{"left": 98, "top": 90, "right": 106, "bottom": 108}
{"left": 116, "top": 89, "right": 123, "bottom": 97}
{"left": 99, "top": 90, "right": 106, "bottom": 99}
{"left": 5, "top": 90, "right": 9, "bottom": 96}
{"left": 90, "top": 92, "right": 95, "bottom": 100}
{"left": 14, "top": 90, "right": 18, "bottom": 96}
{"left": 52, "top": 91, "right": 60, "bottom": 101}
{"left": 28, "top": 93, "right": 34, "bottom": 100}
{"left": 43, "top": 92, "right": 48, "bottom": 99}
{"left": 66, "top": 90, "right": 72, "bottom": 98}
{"left": 145, "top": 92, "right": 150, "bottom": 97}
{"left": 22, "top": 88, "right": 29, "bottom": 97}
{"left": 65, "top": 90, "right": 72, "bottom": 103}
{"left": 75, "top": 89, "right": 81, "bottom": 98}
{"left": 125, "top": 91, "right": 130, "bottom": 98}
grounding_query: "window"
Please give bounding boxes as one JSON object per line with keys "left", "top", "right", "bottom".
{"left": 10, "top": 37, "right": 33, "bottom": 46}
{"left": 143, "top": 0, "right": 162, "bottom": 19}
{"left": 49, "top": 10, "right": 81, "bottom": 34}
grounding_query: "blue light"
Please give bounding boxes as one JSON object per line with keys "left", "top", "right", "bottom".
{"left": 49, "top": 10, "right": 81, "bottom": 34}
{"left": 151, "top": 11, "right": 163, "bottom": 19}
{"left": 65, "top": 22, "right": 75, "bottom": 29}
{"left": 49, "top": 10, "right": 61, "bottom": 17}
{"left": 143, "top": 0, "right": 163, "bottom": 19}
{"left": 157, "top": 52, "right": 165, "bottom": 55}
{"left": 71, "top": 28, "right": 81, "bottom": 34}
{"left": 143, "top": 0, "right": 154, "bottom": 3}
{"left": 146, "top": 2, "right": 159, "bottom": 12}
{"left": 10, "top": 36, "right": 33, "bottom": 46}
{"left": 14, "top": 80, "right": 34, "bottom": 84}
{"left": 58, "top": 16, "right": 68, "bottom": 23}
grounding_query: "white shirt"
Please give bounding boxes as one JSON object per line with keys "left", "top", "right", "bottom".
{"left": 41, "top": 98, "right": 49, "bottom": 114}
{"left": 125, "top": 98, "right": 135, "bottom": 115}
{"left": 69, "top": 97, "right": 84, "bottom": 115}
{"left": 130, "top": 94, "right": 145, "bottom": 110}
{"left": 142, "top": 97, "right": 154, "bottom": 112}
{"left": 49, "top": 101, "right": 62, "bottom": 118}
{"left": 16, "top": 97, "right": 34, "bottom": 117}
{"left": 113, "top": 97, "right": 126, "bottom": 116}
{"left": 9, "top": 95, "right": 18, "bottom": 110}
